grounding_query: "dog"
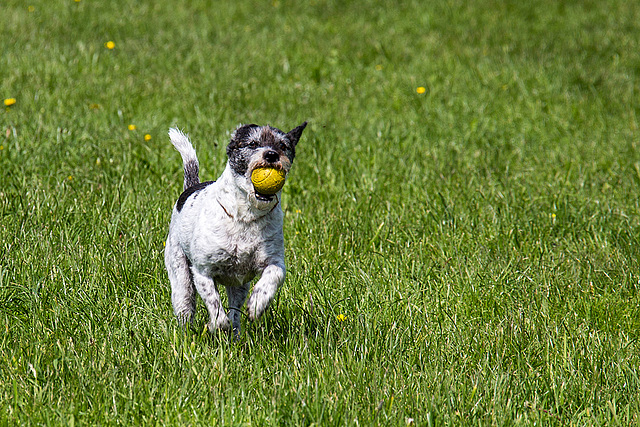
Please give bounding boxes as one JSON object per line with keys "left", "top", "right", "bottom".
{"left": 165, "top": 122, "right": 307, "bottom": 336}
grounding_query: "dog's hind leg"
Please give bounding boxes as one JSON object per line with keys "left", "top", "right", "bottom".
{"left": 192, "top": 269, "right": 231, "bottom": 333}
{"left": 165, "top": 235, "right": 196, "bottom": 326}
{"left": 226, "top": 283, "right": 250, "bottom": 337}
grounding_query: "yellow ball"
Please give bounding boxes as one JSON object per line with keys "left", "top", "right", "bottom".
{"left": 251, "top": 167, "right": 286, "bottom": 195}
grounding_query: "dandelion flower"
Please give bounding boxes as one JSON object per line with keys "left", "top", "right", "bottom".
{"left": 105, "top": 41, "right": 115, "bottom": 50}
{"left": 336, "top": 314, "right": 346, "bottom": 322}
{"left": 4, "top": 98, "right": 16, "bottom": 107}
{"left": 144, "top": 134, "right": 152, "bottom": 141}
{"left": 416, "top": 86, "right": 426, "bottom": 94}
{"left": 128, "top": 124, "right": 136, "bottom": 131}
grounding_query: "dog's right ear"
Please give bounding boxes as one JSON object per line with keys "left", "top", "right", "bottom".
{"left": 287, "top": 121, "right": 308, "bottom": 146}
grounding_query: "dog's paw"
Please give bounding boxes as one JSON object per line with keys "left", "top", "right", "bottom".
{"left": 206, "top": 314, "right": 231, "bottom": 333}
{"left": 247, "top": 290, "right": 272, "bottom": 321}
{"left": 175, "top": 312, "right": 194, "bottom": 328}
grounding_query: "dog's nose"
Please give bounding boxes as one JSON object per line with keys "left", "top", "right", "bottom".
{"left": 264, "top": 150, "right": 279, "bottom": 163}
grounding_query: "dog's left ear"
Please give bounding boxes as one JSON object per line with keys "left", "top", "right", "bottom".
{"left": 287, "top": 121, "right": 308, "bottom": 146}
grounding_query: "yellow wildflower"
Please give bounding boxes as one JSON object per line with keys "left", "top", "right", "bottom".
{"left": 4, "top": 98, "right": 16, "bottom": 107}
{"left": 144, "top": 134, "right": 152, "bottom": 141}
{"left": 416, "top": 87, "right": 426, "bottom": 94}
{"left": 105, "top": 41, "right": 115, "bottom": 50}
{"left": 128, "top": 124, "right": 136, "bottom": 131}
{"left": 336, "top": 314, "right": 346, "bottom": 322}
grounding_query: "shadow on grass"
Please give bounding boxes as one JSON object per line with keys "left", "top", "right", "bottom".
{"left": 244, "top": 303, "right": 322, "bottom": 345}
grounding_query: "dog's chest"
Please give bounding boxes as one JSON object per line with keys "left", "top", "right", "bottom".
{"left": 210, "top": 238, "right": 259, "bottom": 284}
{"left": 192, "top": 220, "right": 273, "bottom": 286}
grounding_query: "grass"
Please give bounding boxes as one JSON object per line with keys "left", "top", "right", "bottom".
{"left": 1, "top": 0, "right": 639, "bottom": 424}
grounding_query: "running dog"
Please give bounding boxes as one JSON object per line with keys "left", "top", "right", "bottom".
{"left": 164, "top": 122, "right": 307, "bottom": 336}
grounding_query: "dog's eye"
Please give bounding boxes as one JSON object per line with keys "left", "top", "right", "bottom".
{"left": 247, "top": 140, "right": 259, "bottom": 148}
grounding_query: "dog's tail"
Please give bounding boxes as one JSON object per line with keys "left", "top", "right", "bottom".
{"left": 169, "top": 128, "right": 200, "bottom": 190}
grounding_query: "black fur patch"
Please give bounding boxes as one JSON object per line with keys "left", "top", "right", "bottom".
{"left": 227, "top": 124, "right": 259, "bottom": 176}
{"left": 183, "top": 160, "right": 200, "bottom": 190}
{"left": 231, "top": 124, "right": 259, "bottom": 144}
{"left": 176, "top": 180, "right": 214, "bottom": 212}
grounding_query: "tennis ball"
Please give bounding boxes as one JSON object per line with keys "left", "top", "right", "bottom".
{"left": 251, "top": 167, "right": 286, "bottom": 195}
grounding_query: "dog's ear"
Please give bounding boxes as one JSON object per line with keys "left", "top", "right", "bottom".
{"left": 287, "top": 121, "right": 307, "bottom": 146}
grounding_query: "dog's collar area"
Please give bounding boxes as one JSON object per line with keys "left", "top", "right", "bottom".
{"left": 256, "top": 193, "right": 280, "bottom": 214}
{"left": 256, "top": 192, "right": 280, "bottom": 214}
{"left": 216, "top": 193, "right": 279, "bottom": 219}
{"left": 217, "top": 198, "right": 233, "bottom": 218}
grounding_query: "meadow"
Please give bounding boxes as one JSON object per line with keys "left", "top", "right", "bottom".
{"left": 1, "top": 0, "right": 639, "bottom": 424}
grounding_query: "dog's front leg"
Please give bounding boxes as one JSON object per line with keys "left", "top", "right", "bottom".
{"left": 192, "top": 269, "right": 231, "bottom": 332}
{"left": 247, "top": 264, "right": 285, "bottom": 321}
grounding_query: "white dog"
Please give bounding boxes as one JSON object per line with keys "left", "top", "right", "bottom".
{"left": 164, "top": 122, "right": 307, "bottom": 336}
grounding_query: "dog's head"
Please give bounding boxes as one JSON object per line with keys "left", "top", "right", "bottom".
{"left": 227, "top": 122, "right": 307, "bottom": 206}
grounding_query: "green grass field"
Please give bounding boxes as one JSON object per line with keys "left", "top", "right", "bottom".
{"left": 2, "top": 0, "right": 640, "bottom": 424}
